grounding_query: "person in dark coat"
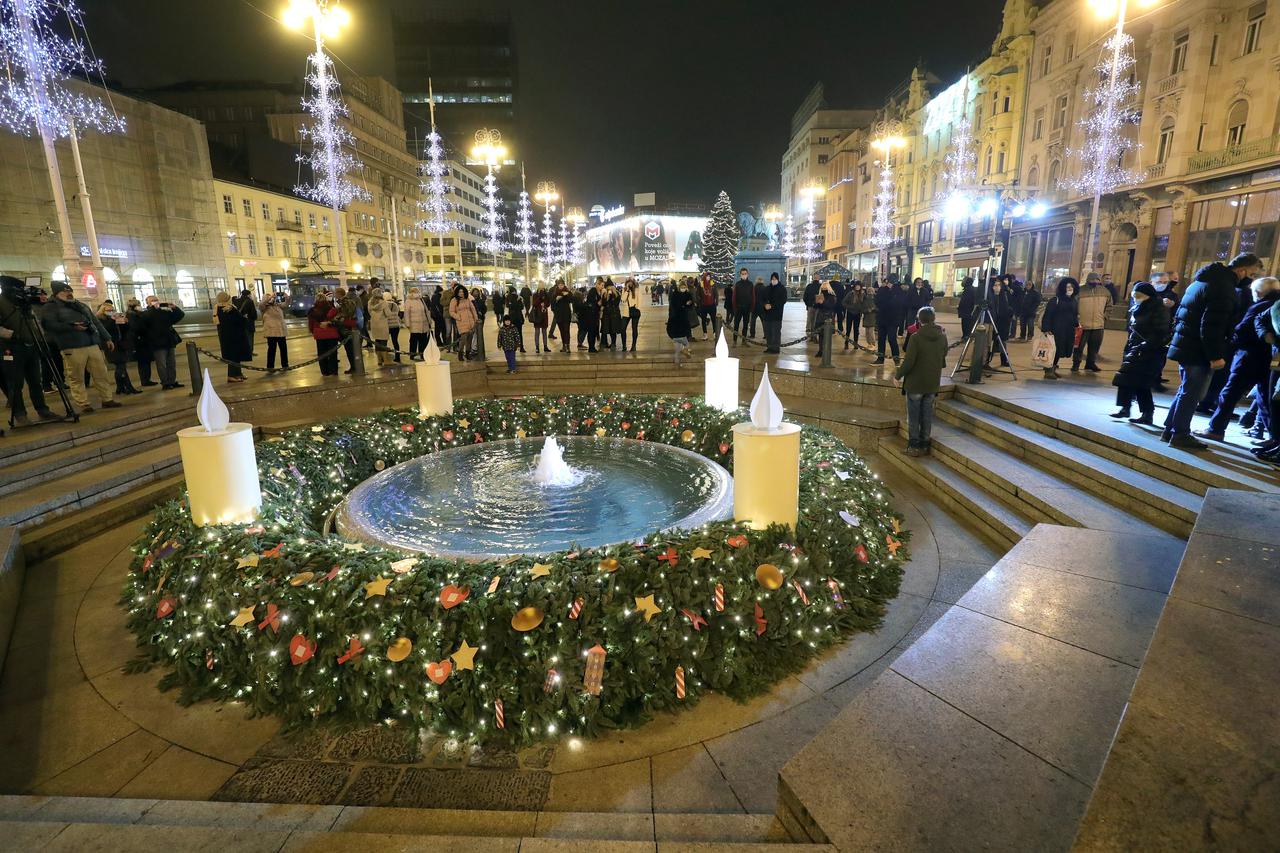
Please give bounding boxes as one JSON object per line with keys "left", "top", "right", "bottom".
{"left": 985, "top": 277, "right": 1014, "bottom": 368}
{"left": 842, "top": 281, "right": 871, "bottom": 349}
{"left": 600, "top": 285, "right": 623, "bottom": 350}
{"left": 504, "top": 286, "right": 527, "bottom": 353}
{"left": 1196, "top": 276, "right": 1280, "bottom": 441}
{"left": 1163, "top": 253, "right": 1262, "bottom": 449}
{"left": 761, "top": 272, "right": 787, "bottom": 353}
{"left": 233, "top": 290, "right": 258, "bottom": 358}
{"left": 907, "top": 278, "right": 934, "bottom": 317}
{"left": 1110, "top": 282, "right": 1171, "bottom": 424}
{"left": 580, "top": 280, "right": 602, "bottom": 353}
{"left": 1039, "top": 277, "right": 1079, "bottom": 379}
{"left": 95, "top": 301, "right": 140, "bottom": 395}
{"left": 214, "top": 291, "right": 251, "bottom": 382}
{"left": 813, "top": 282, "right": 838, "bottom": 359}
{"left": 752, "top": 276, "right": 770, "bottom": 338}
{"left": 135, "top": 295, "right": 185, "bottom": 389}
{"left": 667, "top": 279, "right": 694, "bottom": 366}
{"left": 957, "top": 277, "right": 978, "bottom": 341}
{"left": 1150, "top": 271, "right": 1180, "bottom": 389}
{"left": 1017, "top": 281, "right": 1041, "bottom": 341}
{"left": 550, "top": 280, "right": 573, "bottom": 352}
{"left": 1195, "top": 268, "right": 1257, "bottom": 415}
{"left": 873, "top": 280, "right": 905, "bottom": 364}
{"left": 732, "top": 268, "right": 756, "bottom": 342}
{"left": 802, "top": 275, "right": 821, "bottom": 341}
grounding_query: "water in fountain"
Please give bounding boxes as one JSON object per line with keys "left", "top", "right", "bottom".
{"left": 531, "top": 435, "right": 585, "bottom": 487}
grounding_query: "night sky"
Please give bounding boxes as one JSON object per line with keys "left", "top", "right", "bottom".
{"left": 85, "top": 0, "right": 1007, "bottom": 211}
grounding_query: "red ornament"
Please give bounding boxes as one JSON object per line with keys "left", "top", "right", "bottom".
{"left": 727, "top": 534, "right": 748, "bottom": 549}
{"left": 657, "top": 546, "right": 679, "bottom": 567}
{"left": 754, "top": 603, "right": 768, "bottom": 637}
{"left": 681, "top": 402, "right": 692, "bottom": 410}
{"left": 442, "top": 429, "right": 455, "bottom": 442}
{"left": 636, "top": 430, "right": 646, "bottom": 440}
{"left": 474, "top": 432, "right": 484, "bottom": 443}
{"left": 817, "top": 461, "right": 831, "bottom": 469}
{"left": 155, "top": 597, "right": 177, "bottom": 619}
{"left": 854, "top": 544, "right": 869, "bottom": 564}
{"left": 827, "top": 578, "right": 846, "bottom": 610}
{"left": 569, "top": 597, "right": 584, "bottom": 620}
{"left": 680, "top": 608, "right": 707, "bottom": 631}
{"left": 671, "top": 417, "right": 679, "bottom": 426}
{"left": 289, "top": 634, "right": 317, "bottom": 665}
{"left": 262, "top": 542, "right": 284, "bottom": 559}
{"left": 401, "top": 423, "right": 415, "bottom": 432}
{"left": 426, "top": 660, "right": 452, "bottom": 685}
{"left": 791, "top": 579, "right": 810, "bottom": 606}
{"left": 337, "top": 635, "right": 365, "bottom": 665}
{"left": 714, "top": 583, "right": 725, "bottom": 612}
{"left": 621, "top": 421, "right": 631, "bottom": 431}
{"left": 257, "top": 603, "right": 281, "bottom": 634}
{"left": 675, "top": 665, "right": 686, "bottom": 699}
{"left": 719, "top": 442, "right": 730, "bottom": 455}
{"left": 494, "top": 698, "right": 505, "bottom": 729}
{"left": 439, "top": 584, "right": 471, "bottom": 609}
{"left": 322, "top": 564, "right": 341, "bottom": 582}
{"left": 205, "top": 650, "right": 215, "bottom": 670}
{"left": 583, "top": 417, "right": 595, "bottom": 427}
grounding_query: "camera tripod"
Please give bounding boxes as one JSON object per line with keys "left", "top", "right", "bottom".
{"left": 949, "top": 245, "right": 1017, "bottom": 382}
{"left": 2, "top": 300, "right": 77, "bottom": 432}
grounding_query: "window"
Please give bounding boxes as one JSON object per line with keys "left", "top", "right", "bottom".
{"left": 1157, "top": 118, "right": 1176, "bottom": 164}
{"left": 277, "top": 207, "right": 284, "bottom": 221}
{"left": 222, "top": 194, "right": 233, "bottom": 214}
{"left": 817, "top": 154, "right": 828, "bottom": 165}
{"left": 1002, "top": 94, "right": 1011, "bottom": 113}
{"left": 1048, "top": 160, "right": 1061, "bottom": 189}
{"left": 1197, "top": 123, "right": 1207, "bottom": 150}
{"left": 1064, "top": 32, "right": 1076, "bottom": 61}
{"left": 1027, "top": 165, "right": 1040, "bottom": 187}
{"left": 1210, "top": 33, "right": 1220, "bottom": 64}
{"left": 1041, "top": 43, "right": 1053, "bottom": 76}
{"left": 294, "top": 209, "right": 302, "bottom": 225}
{"left": 984, "top": 146, "right": 994, "bottom": 176}
{"left": 261, "top": 202, "right": 270, "bottom": 220}
{"left": 227, "top": 233, "right": 238, "bottom": 253}
{"left": 1032, "top": 108, "right": 1045, "bottom": 140}
{"left": 1052, "top": 95, "right": 1069, "bottom": 130}
{"left": 997, "top": 149, "right": 1006, "bottom": 173}
{"left": 1227, "top": 100, "right": 1249, "bottom": 146}
{"left": 322, "top": 215, "right": 329, "bottom": 230}
{"left": 308, "top": 212, "right": 317, "bottom": 228}
{"left": 246, "top": 234, "right": 257, "bottom": 255}
{"left": 242, "top": 198, "right": 251, "bottom": 217}
{"left": 992, "top": 92, "right": 999, "bottom": 117}
{"left": 265, "top": 236, "right": 275, "bottom": 257}
{"left": 917, "top": 221, "right": 933, "bottom": 245}
{"left": 1171, "top": 32, "right": 1189, "bottom": 74}
{"left": 1244, "top": 3, "right": 1265, "bottom": 54}
{"left": 281, "top": 238, "right": 290, "bottom": 256}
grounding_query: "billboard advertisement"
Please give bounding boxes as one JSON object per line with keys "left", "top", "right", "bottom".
{"left": 583, "top": 214, "right": 705, "bottom": 277}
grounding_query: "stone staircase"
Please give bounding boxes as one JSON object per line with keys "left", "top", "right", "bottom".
{"left": 879, "top": 384, "right": 1280, "bottom": 549}
{"left": 486, "top": 354, "right": 704, "bottom": 397}
{"left": 0, "top": 796, "right": 832, "bottom": 851}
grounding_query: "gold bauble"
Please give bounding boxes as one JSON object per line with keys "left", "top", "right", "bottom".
{"left": 512, "top": 606, "right": 545, "bottom": 632}
{"left": 386, "top": 637, "right": 413, "bottom": 662}
{"left": 598, "top": 557, "right": 620, "bottom": 573}
{"left": 681, "top": 429, "right": 695, "bottom": 443}
{"left": 755, "top": 563, "right": 784, "bottom": 590}
{"left": 288, "top": 572, "right": 315, "bottom": 587}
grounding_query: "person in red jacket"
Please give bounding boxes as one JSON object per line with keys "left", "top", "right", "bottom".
{"left": 307, "top": 291, "right": 341, "bottom": 377}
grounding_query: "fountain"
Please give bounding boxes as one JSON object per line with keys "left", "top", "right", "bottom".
{"left": 335, "top": 434, "right": 733, "bottom": 559}
{"left": 531, "top": 436, "right": 585, "bottom": 487}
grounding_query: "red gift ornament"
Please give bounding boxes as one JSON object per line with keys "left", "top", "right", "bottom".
{"left": 257, "top": 603, "right": 281, "bottom": 634}
{"left": 635, "top": 430, "right": 646, "bottom": 440}
{"left": 681, "top": 402, "right": 692, "bottom": 410}
{"left": 474, "top": 432, "right": 484, "bottom": 443}
{"left": 680, "top": 608, "right": 707, "bottom": 631}
{"left": 439, "top": 584, "right": 471, "bottom": 610}
{"left": 583, "top": 417, "right": 594, "bottom": 427}
{"left": 727, "top": 534, "right": 748, "bottom": 549}
{"left": 322, "top": 564, "right": 341, "bottom": 582}
{"left": 719, "top": 442, "right": 730, "bottom": 455}
{"left": 621, "top": 421, "right": 631, "bottom": 431}
{"left": 337, "top": 635, "right": 365, "bottom": 665}
{"left": 289, "top": 634, "right": 317, "bottom": 665}
{"left": 401, "top": 423, "right": 415, "bottom": 432}
{"left": 442, "top": 429, "right": 455, "bottom": 442}
{"left": 670, "top": 417, "right": 679, "bottom": 426}
{"left": 262, "top": 542, "right": 285, "bottom": 559}
{"left": 155, "top": 596, "right": 177, "bottom": 619}
{"left": 754, "top": 603, "right": 768, "bottom": 637}
{"left": 854, "top": 544, "right": 869, "bottom": 564}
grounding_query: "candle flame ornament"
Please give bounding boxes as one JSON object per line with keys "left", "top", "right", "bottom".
{"left": 704, "top": 329, "right": 740, "bottom": 413}
{"left": 733, "top": 367, "right": 801, "bottom": 530}
{"left": 178, "top": 371, "right": 261, "bottom": 526}
{"left": 749, "top": 365, "right": 783, "bottom": 431}
{"left": 416, "top": 336, "right": 453, "bottom": 416}
{"left": 423, "top": 335, "right": 441, "bottom": 366}
{"left": 197, "top": 369, "right": 229, "bottom": 433}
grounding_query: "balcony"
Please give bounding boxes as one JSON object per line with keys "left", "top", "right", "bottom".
{"left": 1145, "top": 162, "right": 1167, "bottom": 180}
{"left": 1187, "top": 134, "right": 1280, "bottom": 175}
{"left": 275, "top": 218, "right": 303, "bottom": 232}
{"left": 1154, "top": 71, "right": 1184, "bottom": 96}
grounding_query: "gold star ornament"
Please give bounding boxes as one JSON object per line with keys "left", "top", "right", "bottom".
{"left": 235, "top": 554, "right": 260, "bottom": 569}
{"left": 451, "top": 640, "right": 478, "bottom": 671}
{"left": 634, "top": 594, "right": 662, "bottom": 622}
{"left": 364, "top": 576, "right": 392, "bottom": 598}
{"left": 690, "top": 547, "right": 713, "bottom": 561}
{"left": 229, "top": 605, "right": 256, "bottom": 627}
{"left": 458, "top": 418, "right": 470, "bottom": 429}
{"left": 529, "top": 563, "right": 552, "bottom": 579}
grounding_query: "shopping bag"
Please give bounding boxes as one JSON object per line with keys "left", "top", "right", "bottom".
{"left": 1032, "top": 332, "right": 1054, "bottom": 367}
{"left": 1073, "top": 325, "right": 1084, "bottom": 348}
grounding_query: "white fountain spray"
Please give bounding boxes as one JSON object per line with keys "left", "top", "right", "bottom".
{"left": 532, "top": 436, "right": 584, "bottom": 487}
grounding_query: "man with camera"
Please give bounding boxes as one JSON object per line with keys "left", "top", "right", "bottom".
{"left": 0, "top": 275, "right": 59, "bottom": 424}
{"left": 134, "top": 294, "right": 185, "bottom": 390}
{"left": 41, "top": 281, "right": 121, "bottom": 414}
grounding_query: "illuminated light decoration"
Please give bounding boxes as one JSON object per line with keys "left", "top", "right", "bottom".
{"left": 942, "top": 77, "right": 977, "bottom": 193}
{"left": 480, "top": 167, "right": 504, "bottom": 255}
{"left": 294, "top": 44, "right": 367, "bottom": 214}
{"left": 514, "top": 187, "right": 536, "bottom": 255}
{"left": 869, "top": 156, "right": 896, "bottom": 251}
{"left": 781, "top": 214, "right": 797, "bottom": 259}
{"left": 539, "top": 200, "right": 557, "bottom": 267}
{"left": 1069, "top": 25, "right": 1143, "bottom": 268}
{"left": 798, "top": 183, "right": 825, "bottom": 264}
{"left": 416, "top": 83, "right": 453, "bottom": 246}
{"left": 698, "top": 190, "right": 740, "bottom": 287}
{"left": 565, "top": 207, "right": 586, "bottom": 267}
{"left": 557, "top": 215, "right": 569, "bottom": 265}
{"left": 0, "top": 0, "right": 126, "bottom": 138}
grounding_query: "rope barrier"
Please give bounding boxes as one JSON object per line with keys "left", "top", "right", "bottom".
{"left": 190, "top": 332, "right": 359, "bottom": 373}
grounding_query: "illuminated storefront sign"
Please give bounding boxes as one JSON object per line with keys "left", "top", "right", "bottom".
{"left": 584, "top": 214, "right": 705, "bottom": 276}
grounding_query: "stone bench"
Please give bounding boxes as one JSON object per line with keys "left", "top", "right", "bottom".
{"left": 776, "top": 523, "right": 1184, "bottom": 850}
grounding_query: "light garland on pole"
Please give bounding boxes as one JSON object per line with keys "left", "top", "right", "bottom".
{"left": 942, "top": 77, "right": 977, "bottom": 291}
{"left": 870, "top": 119, "right": 907, "bottom": 280}
{"left": 566, "top": 207, "right": 585, "bottom": 270}
{"left": 557, "top": 214, "right": 570, "bottom": 266}
{"left": 535, "top": 181, "right": 558, "bottom": 271}
{"left": 799, "top": 182, "right": 825, "bottom": 273}
{"left": 416, "top": 81, "right": 453, "bottom": 288}
{"left": 471, "top": 128, "right": 507, "bottom": 277}
{"left": 286, "top": 0, "right": 366, "bottom": 288}
{"left": 781, "top": 214, "right": 797, "bottom": 259}
{"left": 1072, "top": 0, "right": 1148, "bottom": 272}
{"left": 515, "top": 165, "right": 536, "bottom": 285}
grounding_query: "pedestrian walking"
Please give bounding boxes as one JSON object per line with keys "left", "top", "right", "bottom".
{"left": 1110, "top": 282, "right": 1171, "bottom": 425}
{"left": 1039, "top": 278, "right": 1079, "bottom": 380}
{"left": 896, "top": 306, "right": 947, "bottom": 456}
{"left": 1195, "top": 275, "right": 1279, "bottom": 442}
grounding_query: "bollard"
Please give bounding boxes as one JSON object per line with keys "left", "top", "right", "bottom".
{"left": 968, "top": 325, "right": 990, "bottom": 384}
{"left": 820, "top": 321, "right": 833, "bottom": 368}
{"left": 186, "top": 341, "right": 203, "bottom": 396}
{"left": 350, "top": 332, "right": 365, "bottom": 376}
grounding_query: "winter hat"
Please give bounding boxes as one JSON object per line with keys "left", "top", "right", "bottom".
{"left": 1132, "top": 282, "right": 1157, "bottom": 299}
{"left": 51, "top": 281, "right": 72, "bottom": 295}
{"left": 1085, "top": 272, "right": 1102, "bottom": 284}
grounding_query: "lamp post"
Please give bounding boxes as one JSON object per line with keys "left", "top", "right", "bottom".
{"left": 798, "top": 181, "right": 826, "bottom": 280}
{"left": 535, "top": 181, "right": 559, "bottom": 276}
{"left": 471, "top": 128, "right": 508, "bottom": 288}
{"left": 1081, "top": 0, "right": 1155, "bottom": 273}
{"left": 870, "top": 119, "right": 907, "bottom": 281}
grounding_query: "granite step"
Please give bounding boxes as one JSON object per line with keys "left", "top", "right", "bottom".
{"left": 923, "top": 422, "right": 1181, "bottom": 543}
{"left": 0, "top": 797, "right": 831, "bottom": 849}
{"left": 0, "top": 443, "right": 182, "bottom": 530}
{"left": 18, "top": 473, "right": 183, "bottom": 564}
{"left": 956, "top": 385, "right": 1280, "bottom": 496}
{"left": 879, "top": 436, "right": 1032, "bottom": 551}
{"left": 0, "top": 399, "right": 190, "bottom": 465}
{"left": 937, "top": 398, "right": 1200, "bottom": 538}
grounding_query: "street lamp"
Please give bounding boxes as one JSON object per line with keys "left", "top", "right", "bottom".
{"left": 1080, "top": 0, "right": 1158, "bottom": 272}
{"left": 534, "top": 180, "right": 559, "bottom": 272}
{"left": 471, "top": 128, "right": 508, "bottom": 287}
{"left": 283, "top": 0, "right": 356, "bottom": 288}
{"left": 870, "top": 119, "right": 907, "bottom": 281}
{"left": 798, "top": 181, "right": 826, "bottom": 278}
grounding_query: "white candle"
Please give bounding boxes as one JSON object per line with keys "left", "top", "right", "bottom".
{"left": 704, "top": 329, "right": 739, "bottom": 413}
{"left": 178, "top": 371, "right": 262, "bottom": 527}
{"left": 415, "top": 336, "right": 453, "bottom": 417}
{"left": 732, "top": 365, "right": 800, "bottom": 530}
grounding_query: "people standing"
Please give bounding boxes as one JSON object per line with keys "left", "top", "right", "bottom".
{"left": 601, "top": 283, "right": 623, "bottom": 350}
{"left": 214, "top": 291, "right": 250, "bottom": 383}
{"left": 233, "top": 289, "right": 258, "bottom": 358}
{"left": 985, "top": 277, "right": 1014, "bottom": 368}
{"left": 41, "top": 282, "right": 120, "bottom": 413}
{"left": 894, "top": 278, "right": 913, "bottom": 338}
{"left": 260, "top": 291, "right": 289, "bottom": 371}
{"left": 1150, "top": 271, "right": 1180, "bottom": 390}
{"left": 530, "top": 287, "right": 550, "bottom": 354}
{"left": 896, "top": 306, "right": 947, "bottom": 457}
{"left": 803, "top": 274, "right": 821, "bottom": 341}
{"left": 1072, "top": 272, "right": 1111, "bottom": 372}
{"left": 124, "top": 297, "right": 154, "bottom": 387}
{"left": 1195, "top": 275, "right": 1279, "bottom": 442}
{"left": 498, "top": 315, "right": 520, "bottom": 373}
{"left": 1163, "top": 253, "right": 1262, "bottom": 449}
{"left": 135, "top": 295, "right": 185, "bottom": 390}
{"left": 582, "top": 279, "right": 602, "bottom": 353}
{"left": 469, "top": 287, "right": 486, "bottom": 360}
{"left": 449, "top": 285, "right": 478, "bottom": 362}
{"left": 667, "top": 277, "right": 694, "bottom": 366}
{"left": 842, "top": 281, "right": 870, "bottom": 350}
{"left": 367, "top": 287, "right": 392, "bottom": 367}
{"left": 1017, "top": 281, "right": 1041, "bottom": 341}
{"left": 957, "top": 277, "right": 977, "bottom": 342}
{"left": 731, "top": 268, "right": 755, "bottom": 342}
{"left": 1110, "top": 282, "right": 1171, "bottom": 425}
{"left": 761, "top": 272, "right": 786, "bottom": 354}
{"left": 0, "top": 275, "right": 59, "bottom": 423}
{"left": 1039, "top": 278, "right": 1079, "bottom": 380}
{"left": 404, "top": 287, "right": 431, "bottom": 360}
{"left": 697, "top": 275, "right": 717, "bottom": 339}
{"left": 621, "top": 278, "right": 641, "bottom": 352}
{"left": 96, "top": 301, "right": 139, "bottom": 395}
{"left": 505, "top": 285, "right": 527, "bottom": 353}
{"left": 334, "top": 287, "right": 360, "bottom": 373}
{"left": 873, "top": 280, "right": 905, "bottom": 365}
{"left": 308, "top": 291, "right": 341, "bottom": 376}
{"left": 551, "top": 280, "right": 573, "bottom": 352}
{"left": 813, "top": 281, "right": 837, "bottom": 359}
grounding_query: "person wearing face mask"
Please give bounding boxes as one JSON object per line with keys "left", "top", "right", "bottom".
{"left": 985, "top": 277, "right": 1014, "bottom": 368}
{"left": 842, "top": 281, "right": 871, "bottom": 349}
{"left": 134, "top": 294, "right": 185, "bottom": 390}
{"left": 1110, "top": 282, "right": 1171, "bottom": 425}
{"left": 1040, "top": 278, "right": 1080, "bottom": 380}
{"left": 96, "top": 300, "right": 140, "bottom": 395}
{"left": 123, "top": 297, "right": 153, "bottom": 386}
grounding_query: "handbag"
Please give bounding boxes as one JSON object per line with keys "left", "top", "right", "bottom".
{"left": 1073, "top": 325, "right": 1084, "bottom": 348}
{"left": 1032, "top": 332, "right": 1054, "bottom": 366}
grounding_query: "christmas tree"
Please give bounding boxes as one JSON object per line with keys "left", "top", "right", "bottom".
{"left": 698, "top": 191, "right": 741, "bottom": 287}
{"left": 417, "top": 115, "right": 453, "bottom": 247}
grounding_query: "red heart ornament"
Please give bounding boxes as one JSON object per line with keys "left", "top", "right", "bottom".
{"left": 426, "top": 660, "right": 453, "bottom": 684}
{"left": 727, "top": 534, "right": 748, "bottom": 548}
{"left": 719, "top": 442, "right": 730, "bottom": 455}
{"left": 289, "top": 634, "right": 316, "bottom": 666}
{"left": 440, "top": 584, "right": 471, "bottom": 609}
{"left": 621, "top": 421, "right": 631, "bottom": 431}
{"left": 442, "top": 429, "right": 455, "bottom": 441}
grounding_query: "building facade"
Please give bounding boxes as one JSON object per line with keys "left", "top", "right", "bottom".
{"left": 213, "top": 179, "right": 336, "bottom": 297}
